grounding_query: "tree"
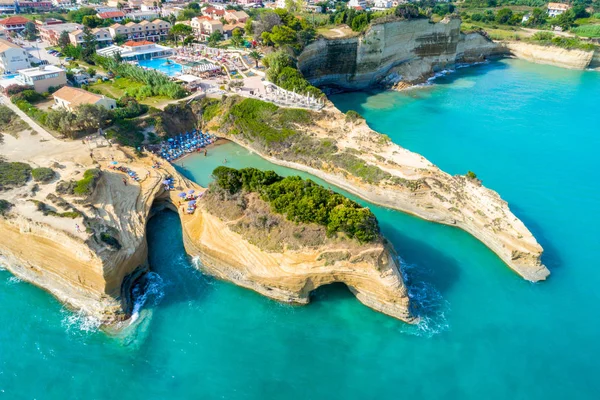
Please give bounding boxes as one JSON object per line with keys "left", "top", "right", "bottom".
{"left": 269, "top": 25, "right": 296, "bottom": 47}
{"left": 231, "top": 28, "right": 243, "bottom": 47}
{"left": 495, "top": 8, "right": 513, "bottom": 24}
{"left": 244, "top": 18, "right": 253, "bottom": 35}
{"left": 553, "top": 10, "right": 575, "bottom": 30}
{"left": 81, "top": 28, "right": 97, "bottom": 62}
{"left": 58, "top": 30, "right": 71, "bottom": 50}
{"left": 395, "top": 4, "right": 420, "bottom": 19}
{"left": 67, "top": 7, "right": 96, "bottom": 24}
{"left": 87, "top": 67, "right": 96, "bottom": 77}
{"left": 82, "top": 15, "right": 103, "bottom": 28}
{"left": 75, "top": 104, "right": 109, "bottom": 132}
{"left": 527, "top": 8, "right": 547, "bottom": 27}
{"left": 170, "top": 23, "right": 193, "bottom": 46}
{"left": 351, "top": 13, "right": 369, "bottom": 32}
{"left": 207, "top": 30, "right": 223, "bottom": 47}
{"left": 113, "top": 33, "right": 127, "bottom": 45}
{"left": 248, "top": 50, "right": 262, "bottom": 68}
{"left": 24, "top": 22, "right": 37, "bottom": 41}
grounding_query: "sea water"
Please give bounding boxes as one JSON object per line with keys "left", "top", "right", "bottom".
{"left": 1, "top": 59, "right": 599, "bottom": 399}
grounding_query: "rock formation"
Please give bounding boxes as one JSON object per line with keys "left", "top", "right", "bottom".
{"left": 501, "top": 41, "right": 597, "bottom": 70}
{"left": 202, "top": 97, "right": 550, "bottom": 282}
{"left": 298, "top": 17, "right": 504, "bottom": 90}
{"left": 0, "top": 149, "right": 414, "bottom": 325}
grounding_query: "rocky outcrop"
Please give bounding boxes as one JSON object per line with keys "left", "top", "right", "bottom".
{"left": 0, "top": 151, "right": 414, "bottom": 325}
{"left": 298, "top": 17, "right": 505, "bottom": 89}
{"left": 501, "top": 41, "right": 596, "bottom": 70}
{"left": 205, "top": 100, "right": 549, "bottom": 282}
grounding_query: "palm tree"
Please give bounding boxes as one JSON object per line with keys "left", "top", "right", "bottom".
{"left": 248, "top": 50, "right": 262, "bottom": 69}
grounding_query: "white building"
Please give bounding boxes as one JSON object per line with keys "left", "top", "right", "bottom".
{"left": 276, "top": 0, "right": 286, "bottom": 9}
{"left": 0, "top": 38, "right": 30, "bottom": 74}
{"left": 373, "top": 0, "right": 392, "bottom": 9}
{"left": 347, "top": 0, "right": 366, "bottom": 9}
{"left": 0, "top": 0, "right": 17, "bottom": 14}
{"left": 53, "top": 86, "right": 117, "bottom": 111}
{"left": 126, "top": 10, "right": 160, "bottom": 21}
{"left": 96, "top": 40, "right": 173, "bottom": 61}
{"left": 547, "top": 2, "right": 571, "bottom": 18}
{"left": 17, "top": 65, "right": 66, "bottom": 93}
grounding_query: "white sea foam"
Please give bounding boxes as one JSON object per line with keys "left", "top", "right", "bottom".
{"left": 397, "top": 256, "right": 450, "bottom": 338}
{"left": 6, "top": 276, "right": 22, "bottom": 285}
{"left": 61, "top": 309, "right": 101, "bottom": 334}
{"left": 129, "top": 272, "right": 165, "bottom": 324}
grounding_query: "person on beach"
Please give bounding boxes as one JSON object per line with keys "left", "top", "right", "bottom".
{"left": 122, "top": 177, "right": 127, "bottom": 186}
{"left": 204, "top": 149, "right": 207, "bottom": 157}
{"left": 75, "top": 224, "right": 81, "bottom": 233}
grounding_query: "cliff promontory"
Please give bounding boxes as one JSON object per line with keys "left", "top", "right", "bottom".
{"left": 196, "top": 96, "right": 549, "bottom": 282}
{"left": 298, "top": 17, "right": 503, "bottom": 90}
{"left": 0, "top": 140, "right": 413, "bottom": 324}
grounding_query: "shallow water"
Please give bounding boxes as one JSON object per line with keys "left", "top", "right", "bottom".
{"left": 1, "top": 59, "right": 599, "bottom": 399}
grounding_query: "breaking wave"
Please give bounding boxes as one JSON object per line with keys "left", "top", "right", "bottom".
{"left": 61, "top": 309, "right": 101, "bottom": 335}
{"left": 397, "top": 256, "right": 450, "bottom": 338}
{"left": 130, "top": 272, "right": 165, "bottom": 324}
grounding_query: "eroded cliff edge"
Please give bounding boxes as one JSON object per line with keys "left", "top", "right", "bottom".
{"left": 0, "top": 148, "right": 413, "bottom": 324}
{"left": 197, "top": 96, "right": 550, "bottom": 282}
{"left": 298, "top": 17, "right": 504, "bottom": 90}
{"left": 297, "top": 17, "right": 598, "bottom": 90}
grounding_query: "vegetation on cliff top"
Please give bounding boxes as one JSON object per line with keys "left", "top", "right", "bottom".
{"left": 74, "top": 169, "right": 101, "bottom": 196}
{"left": 0, "top": 199, "right": 13, "bottom": 216}
{"left": 0, "top": 161, "right": 32, "bottom": 190}
{"left": 210, "top": 167, "right": 379, "bottom": 243}
{"left": 31, "top": 167, "right": 56, "bottom": 184}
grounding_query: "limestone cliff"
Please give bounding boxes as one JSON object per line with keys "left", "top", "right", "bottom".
{"left": 501, "top": 41, "right": 596, "bottom": 70}
{"left": 297, "top": 17, "right": 504, "bottom": 89}
{"left": 0, "top": 149, "right": 413, "bottom": 324}
{"left": 202, "top": 97, "right": 549, "bottom": 282}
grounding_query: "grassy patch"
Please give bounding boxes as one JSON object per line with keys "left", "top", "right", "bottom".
{"left": 572, "top": 24, "right": 600, "bottom": 38}
{"left": 31, "top": 167, "right": 56, "bottom": 183}
{"left": 74, "top": 169, "right": 101, "bottom": 196}
{"left": 0, "top": 106, "right": 29, "bottom": 135}
{"left": 0, "top": 161, "right": 32, "bottom": 190}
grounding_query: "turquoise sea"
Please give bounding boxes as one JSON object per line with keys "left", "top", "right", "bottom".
{"left": 1, "top": 59, "right": 599, "bottom": 399}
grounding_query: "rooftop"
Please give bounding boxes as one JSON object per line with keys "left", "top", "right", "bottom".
{"left": 123, "top": 40, "right": 155, "bottom": 47}
{"left": 18, "top": 65, "right": 64, "bottom": 77}
{"left": 98, "top": 11, "right": 126, "bottom": 19}
{"left": 547, "top": 2, "right": 571, "bottom": 9}
{"left": 0, "top": 16, "right": 30, "bottom": 26}
{"left": 53, "top": 86, "right": 104, "bottom": 107}
{"left": 0, "top": 38, "right": 22, "bottom": 52}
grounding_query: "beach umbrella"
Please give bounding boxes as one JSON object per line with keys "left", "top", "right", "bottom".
{"left": 187, "top": 189, "right": 195, "bottom": 194}
{"left": 178, "top": 192, "right": 186, "bottom": 198}
{"left": 188, "top": 200, "right": 196, "bottom": 205}
{"left": 162, "top": 180, "right": 170, "bottom": 185}
{"left": 168, "top": 138, "right": 174, "bottom": 142}
{"left": 111, "top": 161, "right": 118, "bottom": 165}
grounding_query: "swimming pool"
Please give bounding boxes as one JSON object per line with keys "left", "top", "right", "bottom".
{"left": 137, "top": 58, "right": 183, "bottom": 77}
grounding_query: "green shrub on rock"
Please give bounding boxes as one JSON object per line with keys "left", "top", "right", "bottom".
{"left": 31, "top": 167, "right": 56, "bottom": 183}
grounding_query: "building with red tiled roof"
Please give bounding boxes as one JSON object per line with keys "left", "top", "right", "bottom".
{"left": 97, "top": 11, "right": 126, "bottom": 22}
{"left": 0, "top": 16, "right": 30, "bottom": 33}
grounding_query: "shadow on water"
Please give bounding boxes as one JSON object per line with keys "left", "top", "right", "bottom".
{"left": 383, "top": 226, "right": 461, "bottom": 297}
{"left": 510, "top": 204, "right": 563, "bottom": 272}
{"left": 144, "top": 210, "right": 216, "bottom": 310}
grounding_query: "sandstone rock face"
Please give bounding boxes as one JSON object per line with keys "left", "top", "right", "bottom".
{"left": 216, "top": 106, "right": 550, "bottom": 282}
{"left": 502, "top": 41, "right": 596, "bottom": 70}
{"left": 0, "top": 154, "right": 414, "bottom": 324}
{"left": 298, "top": 17, "right": 505, "bottom": 89}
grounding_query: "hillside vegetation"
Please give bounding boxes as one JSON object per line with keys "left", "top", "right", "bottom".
{"left": 208, "top": 167, "right": 380, "bottom": 244}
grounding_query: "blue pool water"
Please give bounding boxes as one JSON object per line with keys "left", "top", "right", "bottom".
{"left": 1, "top": 59, "right": 599, "bottom": 399}
{"left": 137, "top": 58, "right": 183, "bottom": 77}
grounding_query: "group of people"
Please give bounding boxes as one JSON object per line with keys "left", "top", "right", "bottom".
{"left": 153, "top": 130, "right": 216, "bottom": 162}
{"left": 108, "top": 163, "right": 142, "bottom": 184}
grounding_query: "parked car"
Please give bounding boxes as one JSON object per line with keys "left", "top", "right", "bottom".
{"left": 65, "top": 57, "right": 73, "bottom": 61}
{"left": 46, "top": 50, "right": 54, "bottom": 54}
{"left": 55, "top": 52, "right": 63, "bottom": 57}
